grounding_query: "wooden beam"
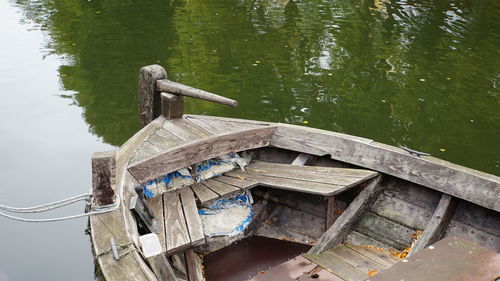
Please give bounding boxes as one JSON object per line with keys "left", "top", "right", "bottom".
{"left": 409, "top": 194, "right": 457, "bottom": 256}
{"left": 139, "top": 65, "right": 167, "bottom": 128}
{"left": 291, "top": 153, "right": 312, "bottom": 165}
{"left": 161, "top": 92, "right": 184, "bottom": 119}
{"left": 128, "top": 126, "right": 277, "bottom": 184}
{"left": 185, "top": 249, "right": 203, "bottom": 281}
{"left": 157, "top": 79, "right": 237, "bottom": 107}
{"left": 271, "top": 124, "right": 500, "bottom": 211}
{"left": 325, "top": 196, "right": 335, "bottom": 230}
{"left": 309, "top": 176, "right": 383, "bottom": 254}
{"left": 92, "top": 150, "right": 116, "bottom": 206}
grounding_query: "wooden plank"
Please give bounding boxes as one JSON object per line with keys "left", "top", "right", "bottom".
{"left": 248, "top": 256, "right": 324, "bottom": 281}
{"left": 139, "top": 65, "right": 167, "bottom": 128}
{"left": 190, "top": 115, "right": 263, "bottom": 134}
{"left": 128, "top": 126, "right": 277, "bottom": 184}
{"left": 225, "top": 171, "right": 345, "bottom": 196}
{"left": 291, "top": 153, "right": 312, "bottom": 166}
{"left": 271, "top": 124, "right": 500, "bottom": 212}
{"left": 148, "top": 254, "right": 177, "bottom": 281}
{"left": 409, "top": 194, "right": 456, "bottom": 255}
{"left": 164, "top": 192, "right": 191, "bottom": 254}
{"left": 92, "top": 150, "right": 116, "bottom": 206}
{"left": 185, "top": 249, "right": 203, "bottom": 281}
{"left": 190, "top": 183, "right": 219, "bottom": 204}
{"left": 179, "top": 187, "right": 205, "bottom": 247}
{"left": 355, "top": 212, "right": 415, "bottom": 250}
{"left": 251, "top": 161, "right": 377, "bottom": 178}
{"left": 309, "top": 176, "right": 383, "bottom": 254}
{"left": 369, "top": 237, "right": 500, "bottom": 281}
{"left": 244, "top": 165, "right": 372, "bottom": 186}
{"left": 203, "top": 180, "right": 240, "bottom": 197}
{"left": 211, "top": 175, "right": 259, "bottom": 190}
{"left": 146, "top": 196, "right": 166, "bottom": 252}
{"left": 161, "top": 92, "right": 184, "bottom": 119}
{"left": 163, "top": 118, "right": 212, "bottom": 141}
{"left": 326, "top": 246, "right": 385, "bottom": 273}
{"left": 302, "top": 251, "right": 367, "bottom": 281}
{"left": 147, "top": 130, "right": 183, "bottom": 151}
{"left": 371, "top": 193, "right": 433, "bottom": 230}
{"left": 444, "top": 220, "right": 500, "bottom": 252}
{"left": 344, "top": 231, "right": 393, "bottom": 251}
{"left": 156, "top": 79, "right": 238, "bottom": 107}
{"left": 346, "top": 245, "right": 400, "bottom": 268}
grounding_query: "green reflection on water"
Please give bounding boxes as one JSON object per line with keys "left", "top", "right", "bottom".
{"left": 13, "top": 0, "right": 500, "bottom": 175}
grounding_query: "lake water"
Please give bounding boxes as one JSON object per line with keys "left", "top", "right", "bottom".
{"left": 0, "top": 0, "right": 498, "bottom": 280}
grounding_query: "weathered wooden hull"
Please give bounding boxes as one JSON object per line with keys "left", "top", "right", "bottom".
{"left": 90, "top": 114, "right": 499, "bottom": 281}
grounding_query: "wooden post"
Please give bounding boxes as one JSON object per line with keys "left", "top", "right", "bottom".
{"left": 309, "top": 176, "right": 384, "bottom": 254}
{"left": 325, "top": 196, "right": 335, "bottom": 230}
{"left": 139, "top": 65, "right": 167, "bottom": 128}
{"left": 161, "top": 92, "right": 184, "bottom": 119}
{"left": 185, "top": 249, "right": 203, "bottom": 281}
{"left": 92, "top": 150, "right": 116, "bottom": 206}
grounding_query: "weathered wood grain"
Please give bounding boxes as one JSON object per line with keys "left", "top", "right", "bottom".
{"left": 244, "top": 165, "right": 375, "bottom": 186}
{"left": 163, "top": 192, "right": 191, "bottom": 254}
{"left": 139, "top": 65, "right": 167, "bottom": 128}
{"left": 251, "top": 161, "right": 377, "bottom": 178}
{"left": 161, "top": 92, "right": 184, "bottom": 119}
{"left": 202, "top": 180, "right": 240, "bottom": 197}
{"left": 326, "top": 246, "right": 385, "bottom": 273}
{"left": 344, "top": 231, "right": 393, "bottom": 250}
{"left": 185, "top": 249, "right": 203, "bottom": 281}
{"left": 355, "top": 212, "right": 415, "bottom": 250}
{"left": 163, "top": 118, "right": 212, "bottom": 141}
{"left": 128, "top": 126, "right": 277, "bottom": 184}
{"left": 145, "top": 196, "right": 166, "bottom": 252}
{"left": 409, "top": 194, "right": 456, "bottom": 255}
{"left": 147, "top": 132, "right": 183, "bottom": 151}
{"left": 325, "top": 196, "right": 335, "bottom": 230}
{"left": 190, "top": 183, "right": 219, "bottom": 205}
{"left": 271, "top": 124, "right": 500, "bottom": 211}
{"left": 179, "top": 188, "right": 205, "bottom": 247}
{"left": 225, "top": 171, "right": 344, "bottom": 196}
{"left": 309, "top": 176, "right": 383, "bottom": 254}
{"left": 371, "top": 193, "right": 433, "bottom": 230}
{"left": 346, "top": 245, "right": 400, "bottom": 268}
{"left": 156, "top": 79, "right": 238, "bottom": 107}
{"left": 92, "top": 150, "right": 116, "bottom": 206}
{"left": 212, "top": 175, "right": 259, "bottom": 190}
{"left": 303, "top": 251, "right": 367, "bottom": 281}
{"left": 444, "top": 220, "right": 500, "bottom": 252}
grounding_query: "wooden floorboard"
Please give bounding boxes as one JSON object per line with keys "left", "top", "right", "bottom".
{"left": 203, "top": 179, "right": 240, "bottom": 197}
{"left": 345, "top": 245, "right": 400, "bottom": 268}
{"left": 303, "top": 250, "right": 368, "bottom": 281}
{"left": 190, "top": 183, "right": 219, "bottom": 204}
{"left": 325, "top": 247, "right": 385, "bottom": 273}
{"left": 179, "top": 188, "right": 205, "bottom": 247}
{"left": 163, "top": 192, "right": 191, "bottom": 254}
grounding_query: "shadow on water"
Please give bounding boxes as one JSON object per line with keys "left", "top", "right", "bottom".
{"left": 11, "top": 0, "right": 500, "bottom": 172}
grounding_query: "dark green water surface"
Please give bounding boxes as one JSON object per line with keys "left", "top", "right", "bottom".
{"left": 0, "top": 0, "right": 498, "bottom": 280}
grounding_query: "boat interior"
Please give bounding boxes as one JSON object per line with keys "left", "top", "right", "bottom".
{"left": 89, "top": 66, "right": 500, "bottom": 281}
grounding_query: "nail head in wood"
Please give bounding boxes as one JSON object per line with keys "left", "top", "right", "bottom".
{"left": 161, "top": 92, "right": 184, "bottom": 119}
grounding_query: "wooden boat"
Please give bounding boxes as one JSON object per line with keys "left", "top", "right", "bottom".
{"left": 89, "top": 65, "right": 500, "bottom": 281}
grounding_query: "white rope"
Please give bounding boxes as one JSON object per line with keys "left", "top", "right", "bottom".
{"left": 0, "top": 193, "right": 91, "bottom": 213}
{"left": 0, "top": 194, "right": 120, "bottom": 223}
